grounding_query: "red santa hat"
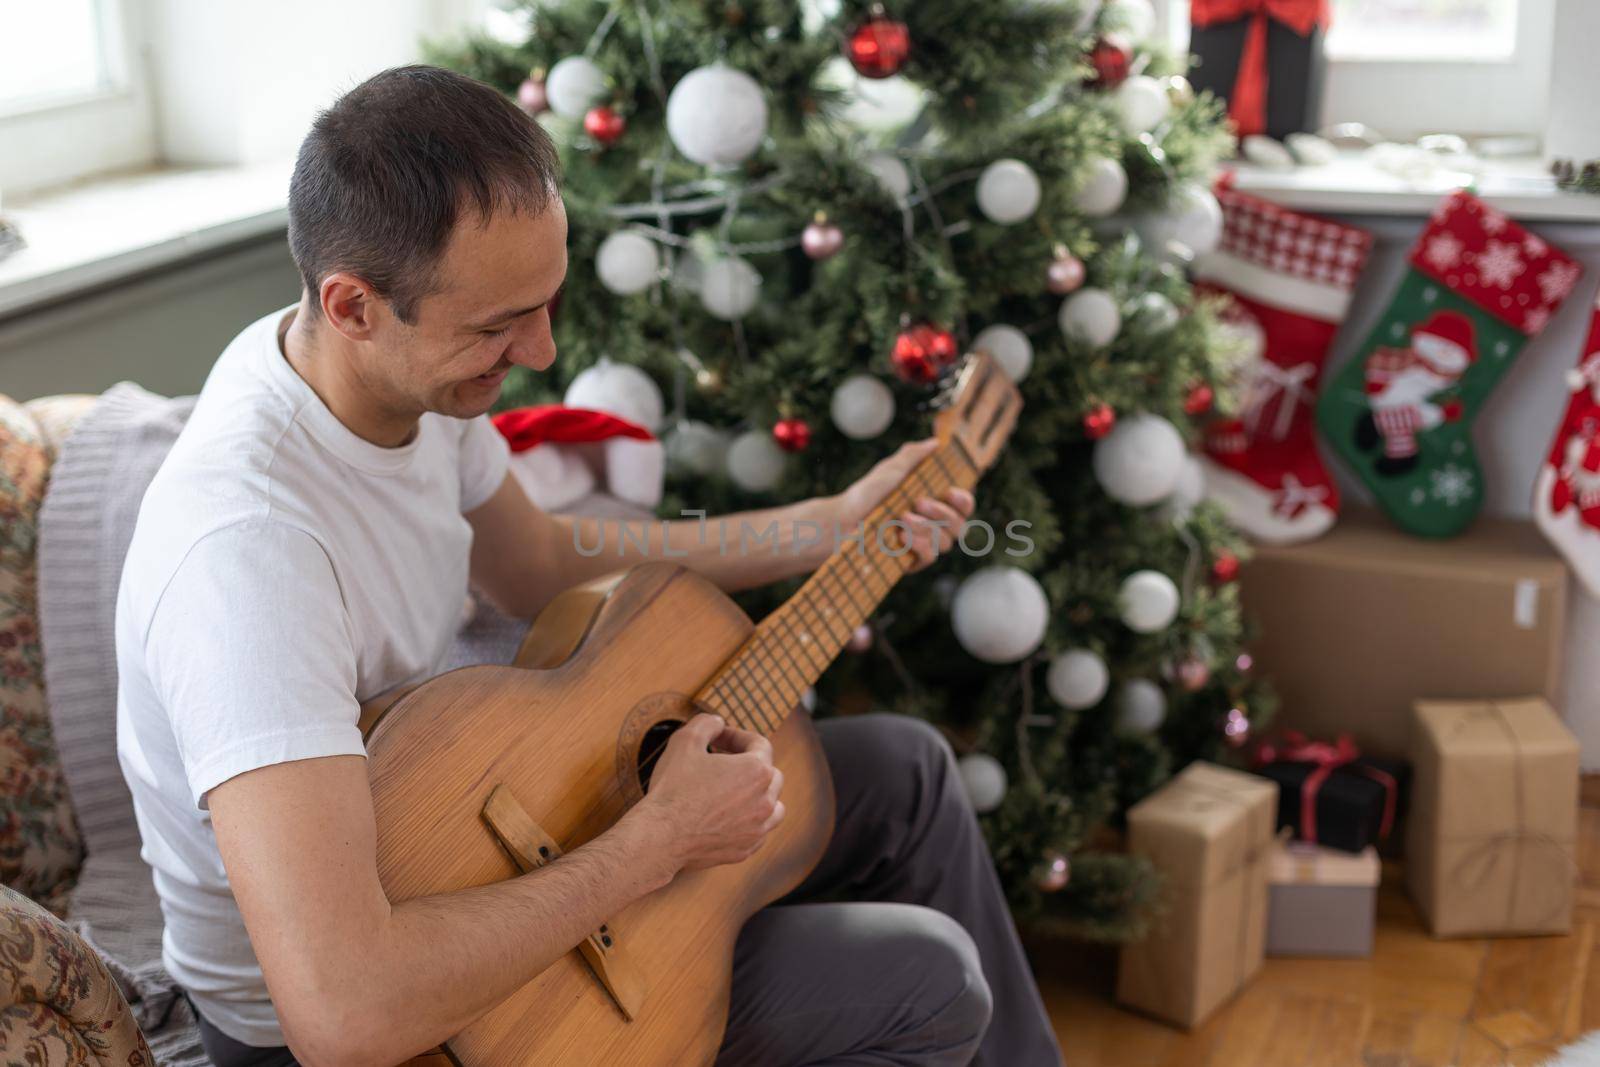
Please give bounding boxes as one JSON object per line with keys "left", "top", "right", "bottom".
{"left": 1410, "top": 311, "right": 1477, "bottom": 377}
{"left": 491, "top": 405, "right": 664, "bottom": 512}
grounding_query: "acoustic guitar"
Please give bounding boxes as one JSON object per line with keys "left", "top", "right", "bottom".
{"left": 358, "top": 353, "right": 1021, "bottom": 1064}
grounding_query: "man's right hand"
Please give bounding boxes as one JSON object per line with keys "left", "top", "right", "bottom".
{"left": 640, "top": 713, "right": 785, "bottom": 873}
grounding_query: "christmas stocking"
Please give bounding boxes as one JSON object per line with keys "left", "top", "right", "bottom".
{"left": 1534, "top": 296, "right": 1600, "bottom": 597}
{"left": 1317, "top": 190, "right": 1584, "bottom": 538}
{"left": 1194, "top": 177, "right": 1374, "bottom": 544}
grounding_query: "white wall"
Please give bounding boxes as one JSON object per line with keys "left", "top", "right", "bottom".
{"left": 145, "top": 0, "right": 490, "bottom": 166}
{"left": 1323, "top": 213, "right": 1600, "bottom": 766}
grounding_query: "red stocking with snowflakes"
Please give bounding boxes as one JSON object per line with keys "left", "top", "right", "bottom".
{"left": 1535, "top": 296, "right": 1600, "bottom": 597}
{"left": 1194, "top": 177, "right": 1374, "bottom": 543}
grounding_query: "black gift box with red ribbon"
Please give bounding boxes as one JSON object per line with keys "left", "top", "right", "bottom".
{"left": 1252, "top": 733, "right": 1409, "bottom": 854}
{"left": 1188, "top": 0, "right": 1329, "bottom": 141}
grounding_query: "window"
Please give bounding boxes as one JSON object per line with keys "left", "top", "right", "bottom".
{"left": 0, "top": 0, "right": 124, "bottom": 115}
{"left": 1326, "top": 0, "right": 1520, "bottom": 61}
{"left": 0, "top": 0, "right": 154, "bottom": 196}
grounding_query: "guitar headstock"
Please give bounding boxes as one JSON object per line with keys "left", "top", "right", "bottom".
{"left": 932, "top": 351, "right": 1023, "bottom": 475}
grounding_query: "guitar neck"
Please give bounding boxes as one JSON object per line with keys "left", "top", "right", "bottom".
{"left": 694, "top": 438, "right": 981, "bottom": 737}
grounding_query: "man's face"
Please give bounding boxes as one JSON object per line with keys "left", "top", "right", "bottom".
{"left": 368, "top": 198, "right": 569, "bottom": 420}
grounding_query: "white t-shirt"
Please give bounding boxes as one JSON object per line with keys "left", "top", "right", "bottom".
{"left": 115, "top": 306, "right": 510, "bottom": 1046}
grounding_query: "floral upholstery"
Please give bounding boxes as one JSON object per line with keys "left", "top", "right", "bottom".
{"left": 0, "top": 395, "right": 83, "bottom": 916}
{"left": 0, "top": 882, "right": 151, "bottom": 1066}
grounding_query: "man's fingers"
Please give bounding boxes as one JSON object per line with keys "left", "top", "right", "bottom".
{"left": 943, "top": 487, "right": 975, "bottom": 517}
{"left": 677, "top": 713, "right": 724, "bottom": 747}
{"left": 760, "top": 800, "right": 787, "bottom": 834}
{"left": 712, "top": 726, "right": 773, "bottom": 762}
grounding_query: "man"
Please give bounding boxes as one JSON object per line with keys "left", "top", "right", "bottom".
{"left": 115, "top": 65, "right": 1064, "bottom": 1067}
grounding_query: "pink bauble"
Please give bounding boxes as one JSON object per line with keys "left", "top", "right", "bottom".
{"left": 1176, "top": 657, "right": 1210, "bottom": 692}
{"left": 847, "top": 624, "right": 874, "bottom": 653}
{"left": 517, "top": 77, "right": 549, "bottom": 114}
{"left": 1047, "top": 252, "right": 1087, "bottom": 295}
{"left": 802, "top": 215, "right": 845, "bottom": 260}
{"left": 1223, "top": 707, "right": 1251, "bottom": 748}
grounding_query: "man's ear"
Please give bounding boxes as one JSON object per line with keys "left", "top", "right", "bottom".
{"left": 319, "top": 273, "right": 380, "bottom": 341}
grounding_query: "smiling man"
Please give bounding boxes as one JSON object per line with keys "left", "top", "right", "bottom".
{"left": 114, "top": 66, "right": 1063, "bottom": 1067}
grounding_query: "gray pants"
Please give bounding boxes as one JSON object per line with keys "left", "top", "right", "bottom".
{"left": 193, "top": 714, "right": 1063, "bottom": 1067}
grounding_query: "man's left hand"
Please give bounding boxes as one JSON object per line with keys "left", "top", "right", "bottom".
{"left": 830, "top": 439, "right": 976, "bottom": 573}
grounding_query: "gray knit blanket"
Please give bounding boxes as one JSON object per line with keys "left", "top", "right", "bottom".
{"left": 36, "top": 383, "right": 539, "bottom": 1063}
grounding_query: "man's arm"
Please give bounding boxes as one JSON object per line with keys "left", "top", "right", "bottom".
{"left": 209, "top": 712, "right": 780, "bottom": 1067}
{"left": 468, "top": 438, "right": 973, "bottom": 619}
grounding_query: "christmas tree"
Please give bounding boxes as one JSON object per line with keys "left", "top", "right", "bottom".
{"left": 429, "top": 0, "right": 1273, "bottom": 941}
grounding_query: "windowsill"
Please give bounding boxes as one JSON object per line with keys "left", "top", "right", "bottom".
{"left": 1227, "top": 154, "right": 1600, "bottom": 224}
{"left": 0, "top": 160, "right": 292, "bottom": 320}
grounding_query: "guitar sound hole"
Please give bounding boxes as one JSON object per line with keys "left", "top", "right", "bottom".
{"left": 636, "top": 720, "right": 684, "bottom": 793}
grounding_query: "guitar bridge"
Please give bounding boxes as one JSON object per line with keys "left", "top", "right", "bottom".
{"left": 481, "top": 785, "right": 647, "bottom": 1021}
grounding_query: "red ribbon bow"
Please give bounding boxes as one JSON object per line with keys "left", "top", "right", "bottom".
{"left": 1253, "top": 730, "right": 1397, "bottom": 846}
{"left": 1190, "top": 0, "right": 1330, "bottom": 138}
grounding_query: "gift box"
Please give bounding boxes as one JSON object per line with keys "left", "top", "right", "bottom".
{"left": 1252, "top": 733, "right": 1407, "bottom": 854}
{"left": 1188, "top": 0, "right": 1328, "bottom": 140}
{"left": 1117, "top": 762, "right": 1277, "bottom": 1029}
{"left": 1407, "top": 698, "right": 1580, "bottom": 938}
{"left": 1266, "top": 841, "right": 1380, "bottom": 957}
{"left": 1240, "top": 507, "right": 1568, "bottom": 759}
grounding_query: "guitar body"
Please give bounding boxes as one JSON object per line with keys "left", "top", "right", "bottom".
{"left": 364, "top": 563, "right": 835, "bottom": 1066}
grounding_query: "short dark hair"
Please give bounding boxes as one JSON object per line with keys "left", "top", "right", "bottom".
{"left": 288, "top": 65, "right": 563, "bottom": 324}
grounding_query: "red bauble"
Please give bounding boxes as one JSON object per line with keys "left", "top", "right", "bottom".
{"left": 772, "top": 417, "right": 812, "bottom": 452}
{"left": 1083, "top": 403, "right": 1116, "bottom": 440}
{"left": 1211, "top": 550, "right": 1240, "bottom": 584}
{"left": 516, "top": 76, "right": 549, "bottom": 114}
{"left": 1184, "top": 383, "right": 1215, "bottom": 416}
{"left": 846, "top": 11, "right": 912, "bottom": 79}
{"left": 1087, "top": 34, "right": 1132, "bottom": 89}
{"left": 891, "top": 323, "right": 952, "bottom": 384}
{"left": 583, "top": 105, "right": 626, "bottom": 146}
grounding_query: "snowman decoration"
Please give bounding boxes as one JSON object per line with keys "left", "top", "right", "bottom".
{"left": 1355, "top": 310, "right": 1475, "bottom": 476}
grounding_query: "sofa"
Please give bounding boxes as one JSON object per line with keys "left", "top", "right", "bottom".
{"left": 0, "top": 384, "right": 592, "bottom": 1065}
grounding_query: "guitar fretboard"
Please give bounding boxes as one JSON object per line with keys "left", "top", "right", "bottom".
{"left": 694, "top": 440, "right": 980, "bottom": 736}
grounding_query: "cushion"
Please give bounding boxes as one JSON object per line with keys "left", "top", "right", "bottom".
{"left": 0, "top": 394, "right": 83, "bottom": 916}
{"left": 0, "top": 882, "right": 152, "bottom": 1066}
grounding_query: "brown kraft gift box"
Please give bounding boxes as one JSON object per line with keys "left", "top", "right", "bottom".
{"left": 1240, "top": 507, "right": 1567, "bottom": 759}
{"left": 1407, "top": 698, "right": 1580, "bottom": 938}
{"left": 1117, "top": 762, "right": 1277, "bottom": 1028}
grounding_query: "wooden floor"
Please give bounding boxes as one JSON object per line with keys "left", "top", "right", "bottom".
{"left": 1032, "top": 803, "right": 1600, "bottom": 1066}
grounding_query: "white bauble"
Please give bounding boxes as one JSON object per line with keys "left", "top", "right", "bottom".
{"left": 1242, "top": 134, "right": 1296, "bottom": 170}
{"left": 1104, "top": 0, "right": 1156, "bottom": 39}
{"left": 864, "top": 151, "right": 911, "bottom": 200}
{"left": 1093, "top": 413, "right": 1185, "bottom": 506}
{"left": 1157, "top": 453, "right": 1206, "bottom": 522}
{"left": 1115, "top": 75, "right": 1171, "bottom": 135}
{"left": 546, "top": 56, "right": 607, "bottom": 119}
{"left": 958, "top": 753, "right": 1008, "bottom": 813}
{"left": 816, "top": 56, "right": 928, "bottom": 131}
{"left": 1115, "top": 679, "right": 1168, "bottom": 735}
{"left": 1286, "top": 132, "right": 1337, "bottom": 165}
{"left": 726, "top": 429, "right": 787, "bottom": 492}
{"left": 564, "top": 359, "right": 665, "bottom": 432}
{"left": 1135, "top": 291, "right": 1180, "bottom": 333}
{"left": 950, "top": 567, "right": 1050, "bottom": 664}
{"left": 699, "top": 256, "right": 761, "bottom": 320}
{"left": 1072, "top": 156, "right": 1128, "bottom": 217}
{"left": 976, "top": 159, "right": 1042, "bottom": 225}
{"left": 595, "top": 231, "right": 660, "bottom": 295}
{"left": 972, "top": 324, "right": 1034, "bottom": 383}
{"left": 829, "top": 374, "right": 896, "bottom": 440}
{"left": 1058, "top": 288, "right": 1122, "bottom": 349}
{"left": 1139, "top": 182, "right": 1224, "bottom": 261}
{"left": 664, "top": 420, "right": 729, "bottom": 478}
{"left": 1118, "top": 569, "right": 1180, "bottom": 633}
{"left": 666, "top": 64, "right": 769, "bottom": 166}
{"left": 1047, "top": 649, "right": 1110, "bottom": 710}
